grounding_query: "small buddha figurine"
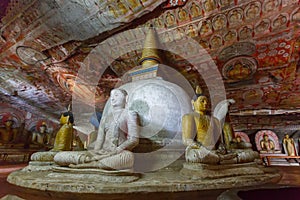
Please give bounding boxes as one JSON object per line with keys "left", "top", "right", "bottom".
{"left": 283, "top": 134, "right": 297, "bottom": 156}
{"left": 260, "top": 134, "right": 275, "bottom": 153}
{"left": 182, "top": 86, "right": 259, "bottom": 165}
{"left": 54, "top": 88, "right": 140, "bottom": 170}
{"left": 0, "top": 116, "right": 19, "bottom": 144}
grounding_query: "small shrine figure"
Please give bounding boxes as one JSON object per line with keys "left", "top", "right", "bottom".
{"left": 31, "top": 122, "right": 51, "bottom": 148}
{"left": 260, "top": 134, "right": 275, "bottom": 153}
{"left": 283, "top": 134, "right": 298, "bottom": 156}
{"left": 0, "top": 116, "right": 19, "bottom": 144}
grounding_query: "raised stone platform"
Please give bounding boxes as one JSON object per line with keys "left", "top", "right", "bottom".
{"left": 7, "top": 161, "right": 281, "bottom": 196}
{"left": 180, "top": 162, "right": 265, "bottom": 179}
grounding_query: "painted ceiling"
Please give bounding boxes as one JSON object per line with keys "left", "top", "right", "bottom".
{"left": 0, "top": 0, "right": 299, "bottom": 131}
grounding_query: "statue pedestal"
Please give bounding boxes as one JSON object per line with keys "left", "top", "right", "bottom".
{"left": 7, "top": 160, "right": 281, "bottom": 198}
{"left": 180, "top": 162, "right": 265, "bottom": 179}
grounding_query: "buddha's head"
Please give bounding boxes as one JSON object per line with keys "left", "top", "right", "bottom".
{"left": 110, "top": 89, "right": 128, "bottom": 108}
{"left": 39, "top": 122, "right": 47, "bottom": 133}
{"left": 4, "top": 117, "right": 14, "bottom": 127}
{"left": 192, "top": 86, "right": 208, "bottom": 113}
{"left": 192, "top": 95, "right": 208, "bottom": 113}
{"left": 236, "top": 135, "right": 242, "bottom": 143}
{"left": 284, "top": 134, "right": 289, "bottom": 139}
{"left": 263, "top": 134, "right": 269, "bottom": 141}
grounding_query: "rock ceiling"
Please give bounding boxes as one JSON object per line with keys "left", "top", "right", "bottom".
{"left": 0, "top": 0, "right": 299, "bottom": 131}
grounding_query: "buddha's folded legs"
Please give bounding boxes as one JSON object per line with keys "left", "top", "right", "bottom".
{"left": 100, "top": 150, "right": 134, "bottom": 170}
{"left": 185, "top": 145, "right": 220, "bottom": 164}
{"left": 65, "top": 150, "right": 134, "bottom": 170}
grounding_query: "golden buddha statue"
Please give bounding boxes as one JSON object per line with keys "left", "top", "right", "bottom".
{"left": 52, "top": 107, "right": 74, "bottom": 151}
{"left": 260, "top": 134, "right": 275, "bottom": 153}
{"left": 283, "top": 134, "right": 297, "bottom": 156}
{"left": 182, "top": 86, "right": 221, "bottom": 149}
{"left": 182, "top": 86, "right": 259, "bottom": 164}
{"left": 0, "top": 116, "right": 19, "bottom": 144}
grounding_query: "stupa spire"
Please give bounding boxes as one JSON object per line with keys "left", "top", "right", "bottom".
{"left": 139, "top": 25, "right": 162, "bottom": 68}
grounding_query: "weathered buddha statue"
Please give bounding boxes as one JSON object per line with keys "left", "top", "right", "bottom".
{"left": 0, "top": 116, "right": 19, "bottom": 144}
{"left": 182, "top": 87, "right": 259, "bottom": 165}
{"left": 54, "top": 88, "right": 140, "bottom": 170}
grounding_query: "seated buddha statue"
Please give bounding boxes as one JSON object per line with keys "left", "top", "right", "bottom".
{"left": 54, "top": 88, "right": 140, "bottom": 170}
{"left": 31, "top": 122, "right": 51, "bottom": 148}
{"left": 30, "top": 109, "right": 74, "bottom": 162}
{"left": 230, "top": 135, "right": 253, "bottom": 149}
{"left": 182, "top": 86, "right": 259, "bottom": 165}
{"left": 52, "top": 108, "right": 74, "bottom": 151}
{"left": 223, "top": 122, "right": 252, "bottom": 150}
{"left": 260, "top": 134, "right": 275, "bottom": 153}
{"left": 0, "top": 116, "right": 19, "bottom": 144}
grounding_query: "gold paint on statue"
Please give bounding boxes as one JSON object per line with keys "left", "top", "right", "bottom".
{"left": 182, "top": 86, "right": 221, "bottom": 148}
{"left": 139, "top": 26, "right": 161, "bottom": 68}
{"left": 52, "top": 107, "right": 74, "bottom": 151}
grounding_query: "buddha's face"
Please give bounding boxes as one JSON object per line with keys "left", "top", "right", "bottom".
{"left": 39, "top": 126, "right": 46, "bottom": 133}
{"left": 193, "top": 96, "right": 208, "bottom": 112}
{"left": 111, "top": 89, "right": 127, "bottom": 108}
{"left": 5, "top": 120, "right": 13, "bottom": 127}
{"left": 284, "top": 134, "right": 289, "bottom": 139}
{"left": 263, "top": 135, "right": 269, "bottom": 141}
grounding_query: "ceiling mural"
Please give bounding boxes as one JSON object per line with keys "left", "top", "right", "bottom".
{"left": 0, "top": 0, "right": 299, "bottom": 130}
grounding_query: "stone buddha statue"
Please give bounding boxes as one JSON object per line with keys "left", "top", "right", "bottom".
{"left": 0, "top": 116, "right": 19, "bottom": 144}
{"left": 182, "top": 87, "right": 259, "bottom": 165}
{"left": 54, "top": 88, "right": 140, "bottom": 170}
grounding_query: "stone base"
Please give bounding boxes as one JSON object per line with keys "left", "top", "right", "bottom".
{"left": 21, "top": 161, "right": 58, "bottom": 172}
{"left": 7, "top": 161, "right": 281, "bottom": 195}
{"left": 51, "top": 166, "right": 140, "bottom": 183}
{"left": 180, "top": 162, "right": 265, "bottom": 179}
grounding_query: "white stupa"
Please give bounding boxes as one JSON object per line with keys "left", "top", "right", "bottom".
{"left": 100, "top": 26, "right": 193, "bottom": 171}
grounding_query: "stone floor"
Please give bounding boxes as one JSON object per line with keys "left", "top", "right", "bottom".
{"left": 1, "top": 163, "right": 300, "bottom": 200}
